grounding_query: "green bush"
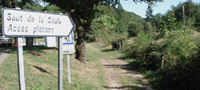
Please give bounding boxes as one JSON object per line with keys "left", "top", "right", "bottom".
{"left": 149, "top": 29, "right": 200, "bottom": 90}
{"left": 89, "top": 14, "right": 118, "bottom": 44}
{"left": 144, "top": 41, "right": 164, "bottom": 70}
{"left": 162, "top": 29, "right": 198, "bottom": 69}
{"left": 128, "top": 22, "right": 144, "bottom": 37}
{"left": 146, "top": 52, "right": 162, "bottom": 69}
{"left": 155, "top": 59, "right": 200, "bottom": 90}
{"left": 125, "top": 33, "right": 157, "bottom": 66}
{"left": 126, "top": 29, "right": 200, "bottom": 90}
{"left": 126, "top": 33, "right": 168, "bottom": 70}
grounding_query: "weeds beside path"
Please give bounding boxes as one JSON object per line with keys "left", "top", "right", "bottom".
{"left": 87, "top": 43, "right": 153, "bottom": 90}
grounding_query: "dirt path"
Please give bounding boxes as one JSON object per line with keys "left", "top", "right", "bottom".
{"left": 101, "top": 57, "right": 153, "bottom": 90}
{"left": 0, "top": 47, "right": 10, "bottom": 65}
{"left": 87, "top": 44, "right": 153, "bottom": 90}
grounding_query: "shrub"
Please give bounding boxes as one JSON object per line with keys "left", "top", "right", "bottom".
{"left": 126, "top": 33, "right": 153, "bottom": 58}
{"left": 156, "top": 59, "right": 200, "bottom": 90}
{"left": 151, "top": 29, "right": 200, "bottom": 90}
{"left": 89, "top": 14, "right": 118, "bottom": 44}
{"left": 125, "top": 33, "right": 162, "bottom": 69}
{"left": 162, "top": 29, "right": 198, "bottom": 69}
{"left": 126, "top": 28, "right": 200, "bottom": 90}
{"left": 144, "top": 42, "right": 164, "bottom": 70}
{"left": 128, "top": 22, "right": 144, "bottom": 37}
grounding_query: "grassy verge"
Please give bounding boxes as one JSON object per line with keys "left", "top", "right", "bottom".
{"left": 0, "top": 45, "right": 105, "bottom": 90}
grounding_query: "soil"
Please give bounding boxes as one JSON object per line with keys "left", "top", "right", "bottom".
{"left": 101, "top": 57, "right": 153, "bottom": 90}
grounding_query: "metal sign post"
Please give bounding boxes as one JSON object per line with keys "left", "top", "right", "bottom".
{"left": 67, "top": 55, "right": 71, "bottom": 83}
{"left": 58, "top": 37, "right": 63, "bottom": 90}
{"left": 17, "top": 37, "right": 26, "bottom": 90}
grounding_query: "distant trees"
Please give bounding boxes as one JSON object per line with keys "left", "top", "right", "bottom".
{"left": 88, "top": 4, "right": 147, "bottom": 50}
{"left": 146, "top": 4, "right": 153, "bottom": 21}
{"left": 89, "top": 14, "right": 118, "bottom": 44}
{"left": 43, "top": 0, "right": 160, "bottom": 63}
{"left": 128, "top": 22, "right": 144, "bottom": 37}
{"left": 165, "top": 1, "right": 200, "bottom": 30}
{"left": 150, "top": 1, "right": 200, "bottom": 38}
{"left": 0, "top": 0, "right": 162, "bottom": 62}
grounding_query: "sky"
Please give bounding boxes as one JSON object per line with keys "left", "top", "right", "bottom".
{"left": 121, "top": 0, "right": 200, "bottom": 18}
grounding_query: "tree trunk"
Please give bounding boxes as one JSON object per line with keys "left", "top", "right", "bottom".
{"left": 75, "top": 26, "right": 86, "bottom": 63}
{"left": 119, "top": 40, "right": 122, "bottom": 49}
{"left": 11, "top": 0, "right": 15, "bottom": 8}
{"left": 122, "top": 41, "right": 124, "bottom": 50}
{"left": 69, "top": 4, "right": 95, "bottom": 63}
{"left": 26, "top": 37, "right": 34, "bottom": 46}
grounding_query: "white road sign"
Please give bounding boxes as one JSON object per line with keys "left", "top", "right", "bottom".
{"left": 2, "top": 8, "right": 75, "bottom": 37}
{"left": 62, "top": 32, "right": 75, "bottom": 54}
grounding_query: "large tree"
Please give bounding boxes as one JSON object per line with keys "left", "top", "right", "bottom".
{"left": 45, "top": 0, "right": 162, "bottom": 63}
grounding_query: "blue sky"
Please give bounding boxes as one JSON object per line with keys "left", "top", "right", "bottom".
{"left": 121, "top": 0, "right": 200, "bottom": 18}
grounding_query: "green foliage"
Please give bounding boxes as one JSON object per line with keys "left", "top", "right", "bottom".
{"left": 113, "top": 8, "right": 130, "bottom": 49}
{"left": 127, "top": 11, "right": 145, "bottom": 24}
{"left": 125, "top": 1, "right": 200, "bottom": 89}
{"left": 162, "top": 29, "right": 197, "bottom": 68}
{"left": 173, "top": 1, "right": 196, "bottom": 23}
{"left": 162, "top": 11, "right": 179, "bottom": 30}
{"left": 45, "top": 5, "right": 62, "bottom": 13}
{"left": 151, "top": 13, "right": 162, "bottom": 30}
{"left": 127, "top": 29, "right": 198, "bottom": 68}
{"left": 95, "top": 5, "right": 118, "bottom": 18}
{"left": 20, "top": 1, "right": 43, "bottom": 10}
{"left": 128, "top": 22, "right": 144, "bottom": 37}
{"left": 125, "top": 33, "right": 153, "bottom": 61}
{"left": 89, "top": 14, "right": 118, "bottom": 44}
{"left": 156, "top": 11, "right": 182, "bottom": 38}
{"left": 89, "top": 4, "right": 145, "bottom": 50}
{"left": 144, "top": 22, "right": 154, "bottom": 33}
{"left": 153, "top": 32, "right": 200, "bottom": 89}
{"left": 134, "top": 33, "right": 153, "bottom": 46}
{"left": 166, "top": 1, "right": 200, "bottom": 31}
{"left": 126, "top": 11, "right": 145, "bottom": 37}
{"left": 126, "top": 33, "right": 163, "bottom": 70}
{"left": 89, "top": 5, "right": 145, "bottom": 50}
{"left": 116, "top": 9, "right": 129, "bottom": 33}
{"left": 125, "top": 28, "right": 200, "bottom": 90}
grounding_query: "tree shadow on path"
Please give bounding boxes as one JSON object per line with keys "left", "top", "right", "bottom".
{"left": 103, "top": 85, "right": 146, "bottom": 90}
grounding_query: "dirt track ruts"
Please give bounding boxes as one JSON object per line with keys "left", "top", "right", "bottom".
{"left": 87, "top": 44, "right": 153, "bottom": 90}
